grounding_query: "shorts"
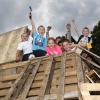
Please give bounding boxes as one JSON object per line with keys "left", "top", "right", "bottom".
{"left": 22, "top": 53, "right": 35, "bottom": 61}
{"left": 33, "top": 50, "right": 46, "bottom": 57}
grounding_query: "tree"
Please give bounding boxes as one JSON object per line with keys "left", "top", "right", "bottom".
{"left": 91, "top": 21, "right": 100, "bottom": 56}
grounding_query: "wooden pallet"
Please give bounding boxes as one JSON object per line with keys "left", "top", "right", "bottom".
{"left": 0, "top": 61, "right": 30, "bottom": 100}
{"left": 86, "top": 70, "right": 100, "bottom": 83}
{"left": 0, "top": 52, "right": 99, "bottom": 100}
{"left": 80, "top": 83, "right": 100, "bottom": 100}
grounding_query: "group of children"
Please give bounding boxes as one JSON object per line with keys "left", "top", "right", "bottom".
{"left": 16, "top": 13, "right": 92, "bottom": 61}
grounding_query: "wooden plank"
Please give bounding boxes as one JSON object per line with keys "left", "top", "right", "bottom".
{"left": 65, "top": 84, "right": 78, "bottom": 93}
{"left": 80, "top": 83, "right": 100, "bottom": 100}
{"left": 31, "top": 81, "right": 43, "bottom": 88}
{"left": 80, "top": 83, "right": 100, "bottom": 91}
{"left": 93, "top": 70, "right": 100, "bottom": 78}
{"left": 26, "top": 91, "right": 78, "bottom": 100}
{"left": 26, "top": 94, "right": 57, "bottom": 100}
{"left": 86, "top": 70, "right": 94, "bottom": 77}
{"left": 20, "top": 60, "right": 41, "bottom": 100}
{"left": 38, "top": 56, "right": 53, "bottom": 100}
{"left": 53, "top": 68, "right": 77, "bottom": 78}
{"left": 0, "top": 74, "right": 20, "bottom": 82}
{"left": 0, "top": 89, "right": 9, "bottom": 96}
{"left": 45, "top": 59, "right": 55, "bottom": 94}
{"left": 4, "top": 61, "right": 31, "bottom": 100}
{"left": 57, "top": 52, "right": 66, "bottom": 100}
{"left": 2, "top": 61, "right": 28, "bottom": 69}
{"left": 52, "top": 75, "right": 77, "bottom": 85}
{"left": 75, "top": 56, "right": 85, "bottom": 100}
{"left": 50, "top": 84, "right": 78, "bottom": 94}
{"left": 86, "top": 75, "right": 94, "bottom": 83}
{"left": 10, "top": 65, "right": 34, "bottom": 100}
{"left": 0, "top": 83, "right": 11, "bottom": 89}
{"left": 64, "top": 91, "right": 78, "bottom": 99}
{"left": 82, "top": 96, "right": 100, "bottom": 100}
{"left": 34, "top": 75, "right": 44, "bottom": 81}
{"left": 27, "top": 88, "right": 40, "bottom": 96}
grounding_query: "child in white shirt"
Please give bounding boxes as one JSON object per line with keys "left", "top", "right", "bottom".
{"left": 16, "top": 31, "right": 35, "bottom": 61}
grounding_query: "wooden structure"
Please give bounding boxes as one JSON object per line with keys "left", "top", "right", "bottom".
{"left": 0, "top": 26, "right": 28, "bottom": 64}
{"left": 0, "top": 27, "right": 100, "bottom": 100}
{"left": 0, "top": 51, "right": 99, "bottom": 100}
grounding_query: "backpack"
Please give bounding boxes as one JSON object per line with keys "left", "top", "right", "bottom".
{"left": 76, "top": 35, "right": 91, "bottom": 44}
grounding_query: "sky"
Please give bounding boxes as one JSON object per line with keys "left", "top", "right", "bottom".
{"left": 0, "top": 0, "right": 100, "bottom": 40}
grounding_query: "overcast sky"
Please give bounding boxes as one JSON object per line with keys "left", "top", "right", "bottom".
{"left": 0, "top": 0, "right": 100, "bottom": 40}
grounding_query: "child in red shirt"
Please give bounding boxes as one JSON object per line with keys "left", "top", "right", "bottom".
{"left": 46, "top": 37, "right": 62, "bottom": 56}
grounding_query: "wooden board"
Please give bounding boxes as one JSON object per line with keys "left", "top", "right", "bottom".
{"left": 0, "top": 26, "right": 28, "bottom": 64}
{"left": 80, "top": 83, "right": 100, "bottom": 100}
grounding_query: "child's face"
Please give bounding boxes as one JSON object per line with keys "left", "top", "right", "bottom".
{"left": 56, "top": 38, "right": 61, "bottom": 44}
{"left": 38, "top": 27, "right": 45, "bottom": 36}
{"left": 63, "top": 42, "right": 71, "bottom": 52}
{"left": 67, "top": 25, "right": 71, "bottom": 30}
{"left": 59, "top": 43, "right": 64, "bottom": 51}
{"left": 82, "top": 29, "right": 89, "bottom": 36}
{"left": 48, "top": 40, "right": 55, "bottom": 49}
{"left": 21, "top": 34, "right": 28, "bottom": 41}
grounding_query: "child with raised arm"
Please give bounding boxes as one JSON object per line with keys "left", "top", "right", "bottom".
{"left": 16, "top": 31, "right": 35, "bottom": 61}
{"left": 29, "top": 13, "right": 47, "bottom": 57}
{"left": 72, "top": 19, "right": 92, "bottom": 49}
{"left": 62, "top": 39, "right": 75, "bottom": 52}
{"left": 65, "top": 23, "right": 72, "bottom": 43}
{"left": 46, "top": 37, "right": 62, "bottom": 56}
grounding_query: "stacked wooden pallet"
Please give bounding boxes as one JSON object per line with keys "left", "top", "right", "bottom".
{"left": 0, "top": 52, "right": 99, "bottom": 100}
{"left": 80, "top": 83, "right": 100, "bottom": 100}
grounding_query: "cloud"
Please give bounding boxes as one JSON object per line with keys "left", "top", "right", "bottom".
{"left": 0, "top": 0, "right": 100, "bottom": 40}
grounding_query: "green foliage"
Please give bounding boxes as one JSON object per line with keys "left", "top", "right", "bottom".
{"left": 91, "top": 21, "right": 100, "bottom": 56}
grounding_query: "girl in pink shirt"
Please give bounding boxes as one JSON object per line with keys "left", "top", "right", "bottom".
{"left": 46, "top": 37, "right": 62, "bottom": 56}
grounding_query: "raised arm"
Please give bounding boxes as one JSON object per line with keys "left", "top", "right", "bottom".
{"left": 46, "top": 26, "right": 51, "bottom": 39}
{"left": 72, "top": 19, "right": 80, "bottom": 37}
{"left": 29, "top": 13, "right": 36, "bottom": 34}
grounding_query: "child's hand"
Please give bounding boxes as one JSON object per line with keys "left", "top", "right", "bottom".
{"left": 29, "top": 13, "right": 32, "bottom": 19}
{"left": 47, "top": 26, "right": 51, "bottom": 31}
{"left": 46, "top": 54, "right": 49, "bottom": 56}
{"left": 16, "top": 57, "right": 20, "bottom": 62}
{"left": 72, "top": 19, "right": 75, "bottom": 24}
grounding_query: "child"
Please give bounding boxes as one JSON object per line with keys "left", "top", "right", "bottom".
{"left": 16, "top": 31, "right": 35, "bottom": 61}
{"left": 58, "top": 40, "right": 64, "bottom": 51}
{"left": 46, "top": 37, "right": 62, "bottom": 56}
{"left": 65, "top": 23, "right": 72, "bottom": 43}
{"left": 72, "top": 19, "right": 92, "bottom": 48}
{"left": 55, "top": 36, "right": 62, "bottom": 44}
{"left": 29, "top": 13, "right": 47, "bottom": 57}
{"left": 62, "top": 39, "right": 75, "bottom": 52}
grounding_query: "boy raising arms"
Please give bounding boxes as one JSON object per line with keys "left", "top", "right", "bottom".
{"left": 72, "top": 19, "right": 92, "bottom": 49}
{"left": 29, "top": 13, "right": 47, "bottom": 57}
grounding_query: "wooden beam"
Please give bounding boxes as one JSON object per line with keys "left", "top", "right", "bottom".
{"left": 2, "top": 61, "right": 28, "bottom": 69}
{"left": 0, "top": 74, "right": 20, "bottom": 82}
{"left": 75, "top": 56, "right": 85, "bottom": 100}
{"left": 0, "top": 83, "right": 11, "bottom": 89}
{"left": 38, "top": 56, "right": 53, "bottom": 100}
{"left": 80, "top": 83, "right": 100, "bottom": 91}
{"left": 57, "top": 52, "right": 66, "bottom": 100}
{"left": 4, "top": 61, "right": 31, "bottom": 100}
{"left": 20, "top": 60, "right": 41, "bottom": 100}
{"left": 25, "top": 91, "right": 78, "bottom": 100}
{"left": 80, "top": 83, "right": 100, "bottom": 100}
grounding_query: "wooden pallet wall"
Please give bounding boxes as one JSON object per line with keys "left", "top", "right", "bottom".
{"left": 0, "top": 26, "right": 28, "bottom": 64}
